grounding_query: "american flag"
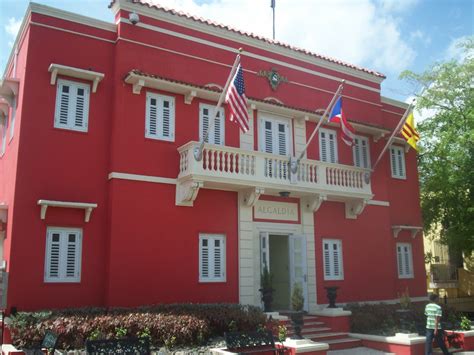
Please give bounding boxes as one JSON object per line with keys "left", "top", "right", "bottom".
{"left": 225, "top": 62, "right": 250, "bottom": 132}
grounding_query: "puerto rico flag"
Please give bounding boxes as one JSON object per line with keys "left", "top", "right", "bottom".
{"left": 329, "top": 97, "right": 355, "bottom": 146}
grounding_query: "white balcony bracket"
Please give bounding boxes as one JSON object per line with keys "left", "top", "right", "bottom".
{"left": 392, "top": 225, "right": 423, "bottom": 239}
{"left": 0, "top": 78, "right": 20, "bottom": 107}
{"left": 48, "top": 64, "right": 104, "bottom": 93}
{"left": 37, "top": 200, "right": 98, "bottom": 222}
{"left": 305, "top": 194, "right": 327, "bottom": 213}
{"left": 243, "top": 187, "right": 265, "bottom": 207}
{"left": 184, "top": 90, "right": 197, "bottom": 104}
{"left": 133, "top": 79, "right": 145, "bottom": 95}
{"left": 0, "top": 100, "right": 8, "bottom": 120}
{"left": 176, "top": 180, "right": 204, "bottom": 207}
{"left": 345, "top": 199, "right": 368, "bottom": 219}
{"left": 373, "top": 132, "right": 386, "bottom": 143}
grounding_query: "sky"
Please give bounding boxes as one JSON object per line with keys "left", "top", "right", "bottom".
{"left": 0, "top": 0, "right": 472, "bottom": 103}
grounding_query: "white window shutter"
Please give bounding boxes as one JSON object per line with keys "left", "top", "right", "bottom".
{"left": 199, "top": 234, "right": 225, "bottom": 282}
{"left": 146, "top": 93, "right": 175, "bottom": 141}
{"left": 320, "top": 131, "right": 328, "bottom": 162}
{"left": 277, "top": 123, "right": 287, "bottom": 155}
{"left": 214, "top": 112, "right": 222, "bottom": 145}
{"left": 45, "top": 228, "right": 82, "bottom": 283}
{"left": 353, "top": 138, "right": 361, "bottom": 167}
{"left": 320, "top": 129, "right": 337, "bottom": 163}
{"left": 264, "top": 121, "right": 273, "bottom": 154}
{"left": 160, "top": 96, "right": 174, "bottom": 139}
{"left": 361, "top": 139, "right": 369, "bottom": 168}
{"left": 391, "top": 148, "right": 398, "bottom": 176}
{"left": 73, "top": 86, "right": 89, "bottom": 129}
{"left": 46, "top": 232, "right": 61, "bottom": 279}
{"left": 56, "top": 82, "right": 70, "bottom": 126}
{"left": 332, "top": 242, "right": 340, "bottom": 276}
{"left": 397, "top": 149, "right": 405, "bottom": 177}
{"left": 391, "top": 146, "right": 406, "bottom": 179}
{"left": 201, "top": 237, "right": 209, "bottom": 279}
{"left": 200, "top": 106, "right": 210, "bottom": 143}
{"left": 323, "top": 239, "right": 343, "bottom": 280}
{"left": 328, "top": 132, "right": 336, "bottom": 163}
{"left": 146, "top": 95, "right": 158, "bottom": 137}
{"left": 54, "top": 80, "right": 90, "bottom": 132}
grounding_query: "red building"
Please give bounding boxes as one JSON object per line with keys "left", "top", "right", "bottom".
{"left": 0, "top": 0, "right": 425, "bottom": 314}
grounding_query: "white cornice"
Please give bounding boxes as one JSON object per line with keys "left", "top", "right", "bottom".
{"left": 117, "top": 2, "right": 385, "bottom": 85}
{"left": 30, "top": 3, "right": 116, "bottom": 32}
{"left": 381, "top": 96, "right": 409, "bottom": 110}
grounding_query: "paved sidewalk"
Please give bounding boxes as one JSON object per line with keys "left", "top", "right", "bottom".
{"left": 327, "top": 347, "right": 395, "bottom": 355}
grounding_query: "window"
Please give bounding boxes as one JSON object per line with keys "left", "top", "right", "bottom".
{"left": 397, "top": 243, "right": 413, "bottom": 278}
{"left": 390, "top": 145, "right": 406, "bottom": 179}
{"left": 319, "top": 128, "right": 338, "bottom": 163}
{"left": 54, "top": 79, "right": 90, "bottom": 132}
{"left": 145, "top": 92, "right": 175, "bottom": 141}
{"left": 9, "top": 97, "right": 16, "bottom": 141}
{"left": 200, "top": 104, "right": 224, "bottom": 145}
{"left": 259, "top": 117, "right": 290, "bottom": 156}
{"left": 323, "top": 239, "right": 343, "bottom": 280}
{"left": 353, "top": 135, "right": 370, "bottom": 168}
{"left": 199, "top": 234, "right": 226, "bottom": 282}
{"left": 44, "top": 227, "right": 82, "bottom": 282}
{"left": 1, "top": 114, "right": 7, "bottom": 156}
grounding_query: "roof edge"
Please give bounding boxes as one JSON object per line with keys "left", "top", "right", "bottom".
{"left": 381, "top": 96, "right": 409, "bottom": 110}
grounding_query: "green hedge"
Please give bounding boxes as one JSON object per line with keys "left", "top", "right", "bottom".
{"left": 9, "top": 304, "right": 266, "bottom": 350}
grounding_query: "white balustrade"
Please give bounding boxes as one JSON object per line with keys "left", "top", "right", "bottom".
{"left": 177, "top": 142, "right": 371, "bottom": 196}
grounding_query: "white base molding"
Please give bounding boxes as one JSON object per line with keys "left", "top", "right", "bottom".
{"left": 282, "top": 338, "right": 329, "bottom": 353}
{"left": 312, "top": 307, "right": 352, "bottom": 317}
{"left": 349, "top": 332, "right": 425, "bottom": 345}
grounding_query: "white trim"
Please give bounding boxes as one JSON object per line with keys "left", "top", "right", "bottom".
{"left": 367, "top": 200, "right": 390, "bottom": 207}
{"left": 145, "top": 92, "right": 175, "bottom": 141}
{"left": 319, "top": 128, "right": 338, "bottom": 163}
{"left": 116, "top": 4, "right": 384, "bottom": 85}
{"left": 30, "top": 3, "right": 116, "bottom": 32}
{"left": 396, "top": 242, "right": 414, "bottom": 279}
{"left": 390, "top": 145, "right": 406, "bottom": 179}
{"left": 381, "top": 96, "right": 409, "bottom": 110}
{"left": 31, "top": 21, "right": 117, "bottom": 44}
{"left": 54, "top": 79, "right": 90, "bottom": 132}
{"left": 322, "top": 239, "right": 344, "bottom": 281}
{"left": 108, "top": 172, "right": 177, "bottom": 185}
{"left": 37, "top": 200, "right": 97, "bottom": 222}
{"left": 349, "top": 333, "right": 425, "bottom": 346}
{"left": 392, "top": 225, "right": 423, "bottom": 239}
{"left": 49, "top": 64, "right": 104, "bottom": 93}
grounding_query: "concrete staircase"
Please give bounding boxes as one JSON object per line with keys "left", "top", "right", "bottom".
{"left": 280, "top": 314, "right": 362, "bottom": 351}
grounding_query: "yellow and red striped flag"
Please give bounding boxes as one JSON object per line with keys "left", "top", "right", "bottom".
{"left": 401, "top": 112, "right": 420, "bottom": 151}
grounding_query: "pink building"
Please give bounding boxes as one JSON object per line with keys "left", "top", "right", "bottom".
{"left": 0, "top": 0, "right": 425, "bottom": 314}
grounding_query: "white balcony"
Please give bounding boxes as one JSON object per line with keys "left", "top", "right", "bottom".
{"left": 176, "top": 142, "right": 372, "bottom": 218}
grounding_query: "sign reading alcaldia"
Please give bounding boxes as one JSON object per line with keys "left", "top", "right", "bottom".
{"left": 254, "top": 200, "right": 298, "bottom": 221}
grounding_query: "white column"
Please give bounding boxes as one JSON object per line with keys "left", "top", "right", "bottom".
{"left": 300, "top": 199, "right": 318, "bottom": 313}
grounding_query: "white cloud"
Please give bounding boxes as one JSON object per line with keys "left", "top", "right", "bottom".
{"left": 5, "top": 17, "right": 22, "bottom": 48}
{"left": 410, "top": 30, "right": 431, "bottom": 46}
{"left": 149, "top": 0, "right": 416, "bottom": 75}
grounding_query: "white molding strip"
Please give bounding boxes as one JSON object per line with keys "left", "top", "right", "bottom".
{"left": 382, "top": 109, "right": 404, "bottom": 117}
{"left": 367, "top": 200, "right": 390, "bottom": 207}
{"left": 119, "top": 17, "right": 381, "bottom": 94}
{"left": 117, "top": 2, "right": 384, "bottom": 84}
{"left": 108, "top": 172, "right": 177, "bottom": 185}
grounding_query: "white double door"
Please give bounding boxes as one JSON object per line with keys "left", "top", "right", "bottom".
{"left": 260, "top": 232, "right": 308, "bottom": 311}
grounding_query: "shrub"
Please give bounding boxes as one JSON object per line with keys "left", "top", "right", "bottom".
{"left": 8, "top": 303, "right": 266, "bottom": 351}
{"left": 460, "top": 315, "right": 472, "bottom": 331}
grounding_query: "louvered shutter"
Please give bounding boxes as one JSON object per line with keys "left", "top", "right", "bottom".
{"left": 200, "top": 106, "right": 210, "bottom": 143}
{"left": 200, "top": 238, "right": 209, "bottom": 279}
{"left": 55, "top": 80, "right": 89, "bottom": 132}
{"left": 328, "top": 132, "right": 336, "bottom": 163}
{"left": 214, "top": 238, "right": 224, "bottom": 278}
{"left": 361, "top": 139, "right": 369, "bottom": 168}
{"left": 323, "top": 242, "right": 331, "bottom": 278}
{"left": 214, "top": 111, "right": 222, "bottom": 145}
{"left": 397, "top": 149, "right": 405, "bottom": 178}
{"left": 391, "top": 146, "right": 406, "bottom": 178}
{"left": 45, "top": 228, "right": 81, "bottom": 282}
{"left": 397, "top": 245, "right": 403, "bottom": 276}
{"left": 146, "top": 93, "right": 175, "bottom": 141}
{"left": 320, "top": 131, "right": 328, "bottom": 162}
{"left": 320, "top": 129, "right": 337, "bottom": 163}
{"left": 332, "top": 242, "right": 340, "bottom": 277}
{"left": 200, "top": 105, "right": 225, "bottom": 145}
{"left": 264, "top": 121, "right": 273, "bottom": 153}
{"left": 277, "top": 123, "right": 288, "bottom": 155}
{"left": 353, "top": 138, "right": 361, "bottom": 167}
{"left": 397, "top": 243, "right": 413, "bottom": 278}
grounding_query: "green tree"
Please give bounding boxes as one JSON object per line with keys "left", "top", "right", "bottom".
{"left": 401, "top": 37, "right": 474, "bottom": 262}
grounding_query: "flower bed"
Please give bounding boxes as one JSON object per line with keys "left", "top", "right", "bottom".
{"left": 8, "top": 304, "right": 266, "bottom": 351}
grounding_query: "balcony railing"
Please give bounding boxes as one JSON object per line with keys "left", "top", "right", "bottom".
{"left": 430, "top": 264, "right": 459, "bottom": 289}
{"left": 176, "top": 142, "right": 372, "bottom": 209}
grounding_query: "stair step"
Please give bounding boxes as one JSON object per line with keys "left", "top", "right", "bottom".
{"left": 324, "top": 337, "right": 363, "bottom": 350}
{"left": 302, "top": 327, "right": 333, "bottom": 334}
{"left": 309, "top": 332, "right": 348, "bottom": 340}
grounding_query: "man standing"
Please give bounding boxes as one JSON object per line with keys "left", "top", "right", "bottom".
{"left": 425, "top": 293, "right": 451, "bottom": 355}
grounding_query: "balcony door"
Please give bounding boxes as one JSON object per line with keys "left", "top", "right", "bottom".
{"left": 259, "top": 115, "right": 291, "bottom": 156}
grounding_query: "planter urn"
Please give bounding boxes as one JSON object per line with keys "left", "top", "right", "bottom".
{"left": 325, "top": 286, "right": 339, "bottom": 308}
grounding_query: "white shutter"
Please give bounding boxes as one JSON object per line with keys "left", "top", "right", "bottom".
{"left": 353, "top": 136, "right": 370, "bottom": 168}
{"left": 45, "top": 228, "right": 82, "bottom": 283}
{"left": 323, "top": 239, "right": 343, "bottom": 280}
{"left": 200, "top": 104, "right": 225, "bottom": 145}
{"left": 353, "top": 137, "right": 361, "bottom": 167}
{"left": 397, "top": 245, "right": 404, "bottom": 276}
{"left": 146, "top": 93, "right": 175, "bottom": 141}
{"left": 391, "top": 146, "right": 406, "bottom": 179}
{"left": 397, "top": 243, "right": 413, "bottom": 278}
{"left": 54, "top": 80, "right": 89, "bottom": 132}
{"left": 199, "top": 234, "right": 225, "bottom": 282}
{"left": 361, "top": 139, "right": 369, "bottom": 168}
{"left": 264, "top": 120, "right": 273, "bottom": 153}
{"left": 320, "top": 129, "right": 337, "bottom": 163}
{"left": 277, "top": 123, "right": 288, "bottom": 155}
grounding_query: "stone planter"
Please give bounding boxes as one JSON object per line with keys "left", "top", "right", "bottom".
{"left": 289, "top": 311, "right": 304, "bottom": 339}
{"left": 259, "top": 288, "right": 274, "bottom": 312}
{"left": 325, "top": 286, "right": 338, "bottom": 308}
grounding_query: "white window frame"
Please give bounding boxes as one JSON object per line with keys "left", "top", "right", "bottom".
{"left": 54, "top": 79, "right": 90, "bottom": 132}
{"left": 353, "top": 135, "right": 371, "bottom": 168}
{"left": 397, "top": 242, "right": 414, "bottom": 279}
{"left": 390, "top": 145, "right": 406, "bottom": 179}
{"left": 9, "top": 97, "right": 16, "bottom": 142}
{"left": 44, "top": 227, "right": 82, "bottom": 283}
{"left": 323, "top": 239, "right": 344, "bottom": 281}
{"left": 319, "top": 128, "right": 338, "bottom": 163}
{"left": 1, "top": 113, "right": 8, "bottom": 156}
{"left": 199, "top": 103, "right": 225, "bottom": 145}
{"left": 199, "top": 234, "right": 226, "bottom": 283}
{"left": 258, "top": 113, "right": 292, "bottom": 156}
{"left": 145, "top": 92, "right": 175, "bottom": 142}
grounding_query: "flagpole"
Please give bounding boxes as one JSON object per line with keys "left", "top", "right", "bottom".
{"left": 370, "top": 99, "right": 415, "bottom": 173}
{"left": 272, "top": 0, "right": 275, "bottom": 40}
{"left": 290, "top": 80, "right": 344, "bottom": 174}
{"left": 194, "top": 49, "right": 243, "bottom": 161}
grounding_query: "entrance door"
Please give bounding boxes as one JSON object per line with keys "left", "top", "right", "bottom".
{"left": 289, "top": 234, "right": 308, "bottom": 311}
